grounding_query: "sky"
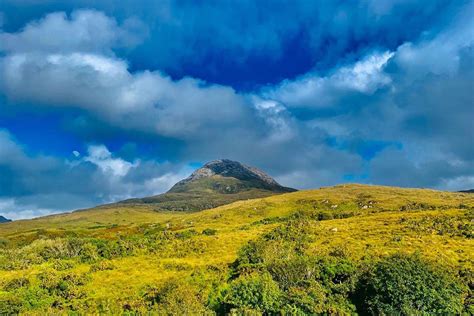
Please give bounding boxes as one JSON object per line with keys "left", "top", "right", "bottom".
{"left": 0, "top": 0, "right": 473, "bottom": 219}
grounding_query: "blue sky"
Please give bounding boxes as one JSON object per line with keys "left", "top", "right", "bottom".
{"left": 0, "top": 0, "right": 473, "bottom": 219}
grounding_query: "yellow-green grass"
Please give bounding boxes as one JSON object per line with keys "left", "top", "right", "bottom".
{"left": 0, "top": 184, "right": 473, "bottom": 308}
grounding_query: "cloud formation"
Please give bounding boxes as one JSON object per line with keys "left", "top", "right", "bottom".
{"left": 0, "top": 130, "right": 193, "bottom": 219}
{"left": 0, "top": 2, "right": 472, "bottom": 219}
{"left": 0, "top": 10, "right": 144, "bottom": 54}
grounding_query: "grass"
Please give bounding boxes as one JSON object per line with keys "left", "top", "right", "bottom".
{"left": 0, "top": 184, "right": 473, "bottom": 314}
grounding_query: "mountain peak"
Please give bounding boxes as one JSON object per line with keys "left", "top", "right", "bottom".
{"left": 0, "top": 216, "right": 12, "bottom": 223}
{"left": 168, "top": 159, "right": 293, "bottom": 193}
{"left": 182, "top": 159, "right": 279, "bottom": 186}
{"left": 120, "top": 159, "right": 295, "bottom": 211}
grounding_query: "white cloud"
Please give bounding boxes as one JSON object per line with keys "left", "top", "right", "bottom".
{"left": 0, "top": 50, "right": 255, "bottom": 140}
{"left": 393, "top": 1, "right": 474, "bottom": 77}
{"left": 0, "top": 10, "right": 144, "bottom": 54}
{"left": 253, "top": 97, "right": 296, "bottom": 141}
{"left": 333, "top": 51, "right": 394, "bottom": 92}
{"left": 264, "top": 51, "right": 394, "bottom": 108}
{"left": 84, "top": 145, "right": 137, "bottom": 177}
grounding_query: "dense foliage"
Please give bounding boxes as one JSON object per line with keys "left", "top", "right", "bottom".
{"left": 0, "top": 218, "right": 471, "bottom": 315}
{"left": 354, "top": 254, "right": 466, "bottom": 315}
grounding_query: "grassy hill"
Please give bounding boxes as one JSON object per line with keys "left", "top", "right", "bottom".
{"left": 0, "top": 184, "right": 473, "bottom": 314}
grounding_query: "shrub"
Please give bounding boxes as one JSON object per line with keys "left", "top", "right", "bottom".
{"left": 0, "top": 238, "right": 9, "bottom": 248}
{"left": 224, "top": 273, "right": 283, "bottom": 313}
{"left": 146, "top": 278, "right": 209, "bottom": 315}
{"left": 283, "top": 282, "right": 328, "bottom": 314}
{"left": 0, "top": 293, "right": 23, "bottom": 315}
{"left": 90, "top": 260, "right": 116, "bottom": 272}
{"left": 175, "top": 229, "right": 199, "bottom": 239}
{"left": 354, "top": 254, "right": 466, "bottom": 315}
{"left": 233, "top": 220, "right": 314, "bottom": 274}
{"left": 267, "top": 255, "right": 357, "bottom": 314}
{"left": 267, "top": 255, "right": 319, "bottom": 290}
{"left": 37, "top": 270, "right": 90, "bottom": 300}
{"left": 78, "top": 242, "right": 99, "bottom": 262}
{"left": 52, "top": 259, "right": 75, "bottom": 271}
{"left": 202, "top": 228, "right": 218, "bottom": 236}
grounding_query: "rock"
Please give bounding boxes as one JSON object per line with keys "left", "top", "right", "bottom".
{"left": 167, "top": 159, "right": 296, "bottom": 193}
{"left": 330, "top": 227, "right": 338, "bottom": 232}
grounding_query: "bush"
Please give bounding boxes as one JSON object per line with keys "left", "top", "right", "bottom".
{"left": 233, "top": 219, "right": 314, "bottom": 275}
{"left": 90, "top": 260, "right": 116, "bottom": 272}
{"left": 37, "top": 270, "right": 90, "bottom": 300}
{"left": 224, "top": 273, "right": 283, "bottom": 313}
{"left": 146, "top": 278, "right": 209, "bottom": 315}
{"left": 354, "top": 254, "right": 466, "bottom": 315}
{"left": 3, "top": 277, "right": 30, "bottom": 291}
{"left": 52, "top": 259, "right": 75, "bottom": 271}
{"left": 202, "top": 228, "right": 218, "bottom": 236}
{"left": 0, "top": 293, "right": 23, "bottom": 315}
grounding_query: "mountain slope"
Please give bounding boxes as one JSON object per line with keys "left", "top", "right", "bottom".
{"left": 120, "top": 159, "right": 296, "bottom": 211}
{"left": 0, "top": 184, "right": 472, "bottom": 314}
{"left": 0, "top": 216, "right": 11, "bottom": 223}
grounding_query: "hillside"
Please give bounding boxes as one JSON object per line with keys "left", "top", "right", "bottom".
{"left": 0, "top": 184, "right": 473, "bottom": 314}
{"left": 118, "top": 159, "right": 296, "bottom": 211}
{"left": 0, "top": 216, "right": 11, "bottom": 224}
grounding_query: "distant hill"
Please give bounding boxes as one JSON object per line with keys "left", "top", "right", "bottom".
{"left": 459, "top": 189, "right": 474, "bottom": 193}
{"left": 0, "top": 216, "right": 11, "bottom": 223}
{"left": 119, "top": 159, "right": 296, "bottom": 211}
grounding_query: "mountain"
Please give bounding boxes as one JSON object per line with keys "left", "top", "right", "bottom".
{"left": 119, "top": 159, "right": 296, "bottom": 211}
{"left": 0, "top": 216, "right": 11, "bottom": 223}
{"left": 459, "top": 189, "right": 474, "bottom": 193}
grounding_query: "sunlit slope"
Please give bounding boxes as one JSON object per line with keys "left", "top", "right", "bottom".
{"left": 0, "top": 205, "right": 182, "bottom": 239}
{"left": 1, "top": 184, "right": 473, "bottom": 236}
{"left": 0, "top": 184, "right": 473, "bottom": 313}
{"left": 1, "top": 184, "right": 472, "bottom": 251}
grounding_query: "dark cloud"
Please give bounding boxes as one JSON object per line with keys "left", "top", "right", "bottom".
{"left": 267, "top": 3, "right": 474, "bottom": 190}
{"left": 0, "top": 0, "right": 465, "bottom": 87}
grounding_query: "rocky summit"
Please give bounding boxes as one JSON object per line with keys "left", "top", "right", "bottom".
{"left": 169, "top": 159, "right": 295, "bottom": 193}
{"left": 119, "top": 159, "right": 295, "bottom": 211}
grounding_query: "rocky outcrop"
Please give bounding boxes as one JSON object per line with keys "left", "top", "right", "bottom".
{"left": 168, "top": 159, "right": 295, "bottom": 193}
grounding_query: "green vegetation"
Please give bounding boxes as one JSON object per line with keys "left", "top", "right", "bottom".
{"left": 0, "top": 184, "right": 473, "bottom": 314}
{"left": 354, "top": 254, "right": 466, "bottom": 315}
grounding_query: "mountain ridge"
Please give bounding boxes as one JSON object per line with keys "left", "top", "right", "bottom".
{"left": 168, "top": 159, "right": 295, "bottom": 193}
{"left": 0, "top": 216, "right": 11, "bottom": 223}
{"left": 119, "top": 159, "right": 296, "bottom": 211}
